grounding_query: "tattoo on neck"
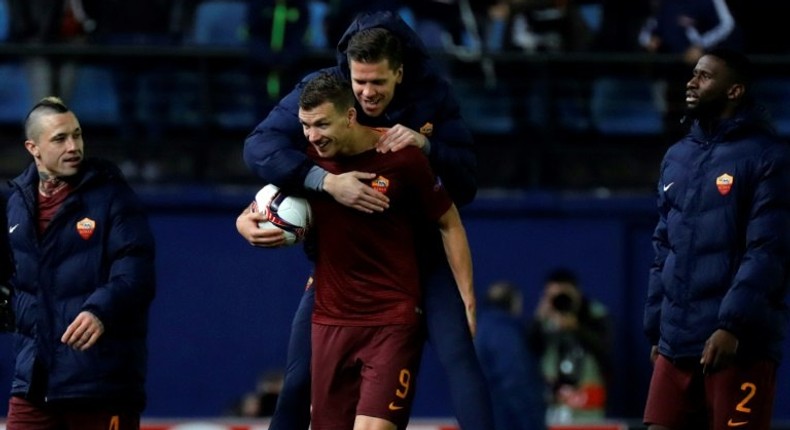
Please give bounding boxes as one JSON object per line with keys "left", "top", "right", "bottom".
{"left": 38, "top": 172, "right": 66, "bottom": 197}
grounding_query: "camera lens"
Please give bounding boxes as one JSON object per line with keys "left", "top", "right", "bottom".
{"left": 551, "top": 293, "right": 574, "bottom": 313}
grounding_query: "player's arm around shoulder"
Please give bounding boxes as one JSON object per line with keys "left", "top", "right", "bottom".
{"left": 438, "top": 204, "right": 476, "bottom": 337}
{"left": 375, "top": 124, "right": 429, "bottom": 154}
{"left": 243, "top": 75, "right": 316, "bottom": 188}
{"left": 322, "top": 171, "right": 389, "bottom": 214}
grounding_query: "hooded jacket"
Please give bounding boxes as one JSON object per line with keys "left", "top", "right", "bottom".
{"left": 243, "top": 10, "right": 476, "bottom": 207}
{"left": 6, "top": 158, "right": 155, "bottom": 411}
{"left": 0, "top": 191, "right": 11, "bottom": 285}
{"left": 644, "top": 105, "right": 790, "bottom": 362}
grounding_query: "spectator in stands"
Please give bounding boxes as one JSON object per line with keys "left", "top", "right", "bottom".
{"left": 592, "top": 0, "right": 650, "bottom": 52}
{"left": 403, "top": 0, "right": 468, "bottom": 51}
{"left": 87, "top": 0, "right": 184, "bottom": 182}
{"left": 638, "top": 0, "right": 742, "bottom": 64}
{"left": 529, "top": 268, "right": 612, "bottom": 424}
{"left": 247, "top": 0, "right": 310, "bottom": 112}
{"left": 6, "top": 0, "right": 95, "bottom": 103}
{"left": 480, "top": 0, "right": 596, "bottom": 53}
{"left": 475, "top": 281, "right": 547, "bottom": 430}
{"left": 638, "top": 0, "right": 743, "bottom": 137}
{"left": 471, "top": 0, "right": 510, "bottom": 52}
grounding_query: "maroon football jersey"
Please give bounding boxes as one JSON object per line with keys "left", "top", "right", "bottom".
{"left": 37, "top": 182, "right": 72, "bottom": 234}
{"left": 309, "top": 145, "right": 452, "bottom": 326}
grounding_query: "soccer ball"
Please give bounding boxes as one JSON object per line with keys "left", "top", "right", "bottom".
{"left": 252, "top": 184, "right": 312, "bottom": 246}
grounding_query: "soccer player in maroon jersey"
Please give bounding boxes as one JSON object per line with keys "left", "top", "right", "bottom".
{"left": 295, "top": 72, "right": 473, "bottom": 430}
{"left": 236, "top": 12, "right": 491, "bottom": 430}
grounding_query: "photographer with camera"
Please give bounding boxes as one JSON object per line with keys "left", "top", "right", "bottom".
{"left": 528, "top": 268, "right": 612, "bottom": 424}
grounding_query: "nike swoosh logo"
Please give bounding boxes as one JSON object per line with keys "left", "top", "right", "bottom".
{"left": 8, "top": 224, "right": 19, "bottom": 234}
{"left": 727, "top": 419, "right": 748, "bottom": 427}
{"left": 388, "top": 402, "right": 404, "bottom": 411}
{"left": 663, "top": 182, "right": 675, "bottom": 192}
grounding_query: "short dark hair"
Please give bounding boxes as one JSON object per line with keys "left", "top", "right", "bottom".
{"left": 706, "top": 47, "right": 753, "bottom": 86}
{"left": 545, "top": 267, "right": 579, "bottom": 288}
{"left": 299, "top": 73, "right": 355, "bottom": 112}
{"left": 24, "top": 96, "right": 71, "bottom": 140}
{"left": 346, "top": 27, "right": 403, "bottom": 71}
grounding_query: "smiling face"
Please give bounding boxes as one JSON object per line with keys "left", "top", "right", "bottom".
{"left": 25, "top": 110, "right": 84, "bottom": 178}
{"left": 299, "top": 101, "right": 354, "bottom": 158}
{"left": 349, "top": 58, "right": 403, "bottom": 118}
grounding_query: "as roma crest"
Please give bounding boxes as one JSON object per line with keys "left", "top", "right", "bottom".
{"left": 716, "top": 173, "right": 733, "bottom": 196}
{"left": 76, "top": 217, "right": 96, "bottom": 240}
{"left": 371, "top": 175, "right": 390, "bottom": 194}
{"left": 419, "top": 122, "right": 433, "bottom": 137}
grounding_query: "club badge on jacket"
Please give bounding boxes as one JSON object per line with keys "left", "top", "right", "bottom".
{"left": 76, "top": 217, "right": 96, "bottom": 240}
{"left": 716, "top": 173, "right": 733, "bottom": 196}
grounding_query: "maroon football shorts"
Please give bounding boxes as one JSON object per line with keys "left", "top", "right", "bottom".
{"left": 311, "top": 322, "right": 425, "bottom": 430}
{"left": 644, "top": 354, "right": 777, "bottom": 430}
{"left": 6, "top": 396, "right": 140, "bottom": 430}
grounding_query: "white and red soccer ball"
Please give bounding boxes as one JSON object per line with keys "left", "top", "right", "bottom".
{"left": 252, "top": 184, "right": 312, "bottom": 246}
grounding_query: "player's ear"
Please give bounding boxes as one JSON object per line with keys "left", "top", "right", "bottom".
{"left": 347, "top": 107, "right": 356, "bottom": 126}
{"left": 24, "top": 140, "right": 40, "bottom": 159}
{"left": 728, "top": 83, "right": 745, "bottom": 101}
